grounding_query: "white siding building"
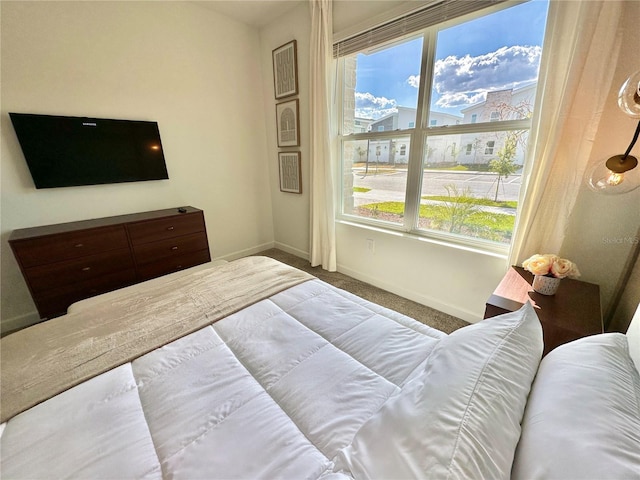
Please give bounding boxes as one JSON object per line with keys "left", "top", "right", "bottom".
{"left": 351, "top": 83, "right": 536, "bottom": 167}
{"left": 364, "top": 108, "right": 464, "bottom": 165}
{"left": 459, "top": 83, "right": 537, "bottom": 166}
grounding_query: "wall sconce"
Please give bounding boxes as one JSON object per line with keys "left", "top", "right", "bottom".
{"left": 588, "top": 70, "right": 640, "bottom": 195}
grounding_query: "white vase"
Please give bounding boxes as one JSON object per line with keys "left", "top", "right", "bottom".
{"left": 532, "top": 274, "right": 561, "bottom": 295}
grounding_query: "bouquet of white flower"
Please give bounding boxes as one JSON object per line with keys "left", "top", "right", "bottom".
{"left": 522, "top": 253, "right": 580, "bottom": 279}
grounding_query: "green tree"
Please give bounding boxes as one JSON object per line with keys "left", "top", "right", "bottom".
{"left": 446, "top": 142, "right": 461, "bottom": 164}
{"left": 471, "top": 138, "right": 482, "bottom": 163}
{"left": 355, "top": 145, "right": 367, "bottom": 164}
{"left": 488, "top": 136, "right": 519, "bottom": 201}
{"left": 356, "top": 141, "right": 371, "bottom": 177}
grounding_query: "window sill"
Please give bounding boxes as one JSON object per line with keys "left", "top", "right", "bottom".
{"left": 336, "top": 217, "right": 509, "bottom": 260}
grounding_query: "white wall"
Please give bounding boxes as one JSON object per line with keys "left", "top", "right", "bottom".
{"left": 1, "top": 1, "right": 275, "bottom": 330}
{"left": 260, "top": 3, "right": 312, "bottom": 259}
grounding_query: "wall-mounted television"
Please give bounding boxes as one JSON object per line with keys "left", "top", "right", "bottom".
{"left": 9, "top": 113, "right": 170, "bottom": 189}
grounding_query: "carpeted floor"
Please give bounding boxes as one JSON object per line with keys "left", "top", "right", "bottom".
{"left": 257, "top": 248, "right": 469, "bottom": 334}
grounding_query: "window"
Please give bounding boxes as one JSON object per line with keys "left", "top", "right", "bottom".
{"left": 485, "top": 140, "right": 495, "bottom": 155}
{"left": 337, "top": 1, "right": 549, "bottom": 252}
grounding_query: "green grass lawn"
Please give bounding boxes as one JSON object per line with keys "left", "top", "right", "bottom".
{"left": 422, "top": 195, "right": 517, "bottom": 209}
{"left": 360, "top": 201, "right": 514, "bottom": 242}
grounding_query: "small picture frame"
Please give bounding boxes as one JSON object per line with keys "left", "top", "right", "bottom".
{"left": 276, "top": 99, "right": 300, "bottom": 147}
{"left": 272, "top": 40, "right": 298, "bottom": 99}
{"left": 279, "top": 152, "right": 302, "bottom": 194}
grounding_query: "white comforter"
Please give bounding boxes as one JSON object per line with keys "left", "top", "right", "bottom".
{"left": 1, "top": 278, "right": 444, "bottom": 479}
{"left": 4, "top": 260, "right": 639, "bottom": 479}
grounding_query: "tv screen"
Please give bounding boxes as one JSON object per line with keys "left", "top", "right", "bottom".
{"left": 9, "top": 113, "right": 169, "bottom": 189}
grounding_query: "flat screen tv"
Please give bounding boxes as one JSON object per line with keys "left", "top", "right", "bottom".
{"left": 9, "top": 113, "right": 169, "bottom": 189}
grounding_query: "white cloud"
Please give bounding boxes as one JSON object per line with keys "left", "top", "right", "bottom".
{"left": 407, "top": 75, "right": 420, "bottom": 88}
{"left": 433, "top": 45, "right": 542, "bottom": 108}
{"left": 435, "top": 91, "right": 486, "bottom": 109}
{"left": 355, "top": 92, "right": 397, "bottom": 119}
{"left": 355, "top": 45, "right": 542, "bottom": 115}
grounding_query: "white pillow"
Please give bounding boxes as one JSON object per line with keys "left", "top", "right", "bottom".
{"left": 512, "top": 333, "right": 640, "bottom": 479}
{"left": 334, "top": 303, "right": 543, "bottom": 479}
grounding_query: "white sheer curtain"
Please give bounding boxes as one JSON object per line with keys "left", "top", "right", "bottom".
{"left": 309, "top": 0, "right": 336, "bottom": 271}
{"left": 508, "top": 0, "right": 623, "bottom": 266}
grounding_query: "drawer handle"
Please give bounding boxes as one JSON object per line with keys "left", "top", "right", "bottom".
{"left": 167, "top": 226, "right": 175, "bottom": 231}
{"left": 81, "top": 266, "right": 91, "bottom": 272}
{"left": 171, "top": 246, "right": 179, "bottom": 251}
{"left": 74, "top": 243, "right": 84, "bottom": 248}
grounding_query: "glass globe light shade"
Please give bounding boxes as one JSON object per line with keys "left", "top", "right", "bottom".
{"left": 618, "top": 69, "right": 640, "bottom": 118}
{"left": 588, "top": 154, "right": 640, "bottom": 195}
{"left": 588, "top": 71, "right": 640, "bottom": 195}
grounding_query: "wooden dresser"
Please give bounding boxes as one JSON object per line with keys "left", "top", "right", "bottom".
{"left": 9, "top": 206, "right": 211, "bottom": 320}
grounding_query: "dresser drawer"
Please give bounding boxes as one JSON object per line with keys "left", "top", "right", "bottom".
{"left": 10, "top": 206, "right": 211, "bottom": 322}
{"left": 127, "top": 212, "right": 205, "bottom": 245}
{"left": 26, "top": 248, "right": 135, "bottom": 293}
{"left": 34, "top": 268, "right": 137, "bottom": 319}
{"left": 12, "top": 226, "right": 129, "bottom": 268}
{"left": 133, "top": 233, "right": 209, "bottom": 266}
{"left": 137, "top": 250, "right": 211, "bottom": 281}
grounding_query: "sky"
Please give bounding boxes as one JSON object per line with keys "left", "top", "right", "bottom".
{"left": 353, "top": 0, "right": 550, "bottom": 120}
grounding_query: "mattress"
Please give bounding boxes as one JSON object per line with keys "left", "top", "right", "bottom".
{"left": 2, "top": 257, "right": 639, "bottom": 479}
{"left": 0, "top": 265, "right": 444, "bottom": 478}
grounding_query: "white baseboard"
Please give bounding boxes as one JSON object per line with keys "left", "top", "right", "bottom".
{"left": 336, "top": 263, "right": 480, "bottom": 323}
{"left": 2, "top": 243, "right": 477, "bottom": 335}
{"left": 251, "top": 242, "right": 477, "bottom": 322}
{"left": 216, "top": 241, "right": 309, "bottom": 263}
{"left": 216, "top": 241, "right": 276, "bottom": 262}
{"left": 273, "top": 241, "right": 309, "bottom": 260}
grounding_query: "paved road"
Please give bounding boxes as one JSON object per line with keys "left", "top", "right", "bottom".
{"left": 352, "top": 168, "right": 521, "bottom": 209}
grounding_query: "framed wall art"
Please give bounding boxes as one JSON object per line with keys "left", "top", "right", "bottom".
{"left": 272, "top": 40, "right": 298, "bottom": 99}
{"left": 276, "top": 98, "right": 300, "bottom": 147}
{"left": 278, "top": 151, "right": 302, "bottom": 194}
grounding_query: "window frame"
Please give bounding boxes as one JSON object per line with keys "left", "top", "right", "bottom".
{"left": 335, "top": 3, "right": 538, "bottom": 255}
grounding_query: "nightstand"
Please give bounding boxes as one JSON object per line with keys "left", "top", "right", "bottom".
{"left": 484, "top": 266, "right": 603, "bottom": 355}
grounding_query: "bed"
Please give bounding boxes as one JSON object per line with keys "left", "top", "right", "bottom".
{"left": 1, "top": 256, "right": 639, "bottom": 479}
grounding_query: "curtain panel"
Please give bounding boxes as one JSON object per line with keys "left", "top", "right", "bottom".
{"left": 309, "top": 0, "right": 337, "bottom": 271}
{"left": 507, "top": 0, "right": 623, "bottom": 266}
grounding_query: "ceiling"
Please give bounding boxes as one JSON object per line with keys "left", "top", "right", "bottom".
{"left": 194, "top": 0, "right": 304, "bottom": 28}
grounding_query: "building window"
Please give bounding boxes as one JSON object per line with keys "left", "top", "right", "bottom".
{"left": 485, "top": 140, "right": 496, "bottom": 155}
{"left": 377, "top": 126, "right": 385, "bottom": 132}
{"left": 337, "top": 1, "right": 548, "bottom": 252}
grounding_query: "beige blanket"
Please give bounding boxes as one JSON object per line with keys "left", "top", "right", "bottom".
{"left": 0, "top": 256, "right": 313, "bottom": 423}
